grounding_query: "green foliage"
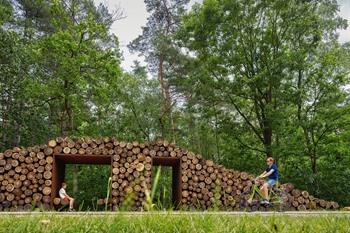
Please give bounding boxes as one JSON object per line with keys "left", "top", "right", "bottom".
{"left": 151, "top": 166, "right": 162, "bottom": 202}
{"left": 0, "top": 0, "right": 12, "bottom": 24}
{"left": 152, "top": 166, "right": 173, "bottom": 210}
{"left": 64, "top": 165, "right": 110, "bottom": 210}
{"left": 175, "top": 0, "right": 350, "bottom": 205}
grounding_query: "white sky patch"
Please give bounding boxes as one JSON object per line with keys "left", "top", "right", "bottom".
{"left": 94, "top": 0, "right": 149, "bottom": 71}
{"left": 95, "top": 0, "right": 350, "bottom": 71}
{"left": 338, "top": 0, "right": 350, "bottom": 43}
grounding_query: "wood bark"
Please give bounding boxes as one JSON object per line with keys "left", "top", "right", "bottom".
{"left": 0, "top": 137, "right": 339, "bottom": 211}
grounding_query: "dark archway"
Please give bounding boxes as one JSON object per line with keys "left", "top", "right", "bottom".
{"left": 152, "top": 157, "right": 182, "bottom": 208}
{"left": 51, "top": 154, "right": 112, "bottom": 208}
{"left": 51, "top": 154, "right": 182, "bottom": 209}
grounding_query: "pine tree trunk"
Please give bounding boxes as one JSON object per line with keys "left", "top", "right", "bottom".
{"left": 158, "top": 56, "right": 175, "bottom": 142}
{"left": 73, "top": 165, "right": 78, "bottom": 196}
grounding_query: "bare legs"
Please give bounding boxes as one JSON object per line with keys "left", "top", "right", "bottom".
{"left": 62, "top": 196, "right": 75, "bottom": 210}
{"left": 69, "top": 197, "right": 75, "bottom": 209}
{"left": 260, "top": 183, "right": 269, "bottom": 200}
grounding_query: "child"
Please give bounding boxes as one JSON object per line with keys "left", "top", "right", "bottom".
{"left": 59, "top": 182, "right": 75, "bottom": 211}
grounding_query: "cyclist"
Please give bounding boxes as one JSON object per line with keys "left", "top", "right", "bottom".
{"left": 256, "top": 156, "right": 279, "bottom": 205}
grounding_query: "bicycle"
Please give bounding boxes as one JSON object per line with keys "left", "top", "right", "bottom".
{"left": 244, "top": 179, "right": 288, "bottom": 212}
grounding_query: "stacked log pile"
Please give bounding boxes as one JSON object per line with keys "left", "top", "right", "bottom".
{"left": 0, "top": 137, "right": 339, "bottom": 211}
{"left": 110, "top": 140, "right": 153, "bottom": 210}
{"left": 278, "top": 183, "right": 339, "bottom": 210}
{"left": 0, "top": 145, "right": 53, "bottom": 211}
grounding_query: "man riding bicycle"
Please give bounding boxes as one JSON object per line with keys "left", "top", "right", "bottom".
{"left": 256, "top": 156, "right": 279, "bottom": 205}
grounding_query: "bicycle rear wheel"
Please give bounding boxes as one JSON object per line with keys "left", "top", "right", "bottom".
{"left": 270, "top": 189, "right": 289, "bottom": 212}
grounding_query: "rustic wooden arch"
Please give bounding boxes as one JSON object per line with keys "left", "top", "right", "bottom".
{"left": 0, "top": 137, "right": 340, "bottom": 211}
{"left": 51, "top": 154, "right": 112, "bottom": 208}
{"left": 51, "top": 154, "right": 182, "bottom": 209}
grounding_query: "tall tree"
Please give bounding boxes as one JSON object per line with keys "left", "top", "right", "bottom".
{"left": 30, "top": 0, "right": 122, "bottom": 136}
{"left": 32, "top": 0, "right": 122, "bottom": 194}
{"left": 128, "top": 0, "right": 190, "bottom": 142}
{"left": 177, "top": 0, "right": 347, "bottom": 157}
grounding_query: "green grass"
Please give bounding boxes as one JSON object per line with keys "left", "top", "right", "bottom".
{"left": 0, "top": 213, "right": 349, "bottom": 233}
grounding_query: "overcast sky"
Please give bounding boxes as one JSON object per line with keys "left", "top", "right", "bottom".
{"left": 95, "top": 0, "right": 350, "bottom": 71}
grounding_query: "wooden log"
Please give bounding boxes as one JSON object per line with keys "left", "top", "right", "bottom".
{"left": 44, "top": 147, "right": 53, "bottom": 156}
{"left": 78, "top": 148, "right": 85, "bottom": 155}
{"left": 53, "top": 197, "right": 61, "bottom": 205}
{"left": 204, "top": 177, "right": 212, "bottom": 185}
{"left": 63, "top": 147, "right": 71, "bottom": 154}
{"left": 319, "top": 199, "right": 326, "bottom": 208}
{"left": 11, "top": 160, "right": 19, "bottom": 167}
{"left": 12, "top": 153, "right": 19, "bottom": 159}
{"left": 6, "top": 193, "right": 15, "bottom": 202}
{"left": 0, "top": 159, "right": 6, "bottom": 166}
{"left": 56, "top": 137, "right": 64, "bottom": 144}
{"left": 71, "top": 148, "right": 78, "bottom": 154}
{"left": 309, "top": 201, "right": 317, "bottom": 209}
{"left": 14, "top": 180, "right": 22, "bottom": 189}
{"left": 42, "top": 187, "right": 51, "bottom": 195}
{"left": 297, "top": 205, "right": 306, "bottom": 211}
{"left": 240, "top": 172, "right": 248, "bottom": 180}
{"left": 292, "top": 200, "right": 299, "bottom": 207}
{"left": 43, "top": 171, "right": 52, "bottom": 179}
{"left": 39, "top": 159, "right": 46, "bottom": 165}
{"left": 182, "top": 190, "right": 189, "bottom": 198}
{"left": 48, "top": 140, "right": 57, "bottom": 148}
{"left": 42, "top": 195, "right": 51, "bottom": 204}
{"left": 44, "top": 180, "right": 52, "bottom": 186}
{"left": 301, "top": 191, "right": 309, "bottom": 199}
{"left": 85, "top": 147, "right": 93, "bottom": 154}
{"left": 6, "top": 184, "right": 14, "bottom": 192}
{"left": 53, "top": 146, "right": 63, "bottom": 154}
{"left": 145, "top": 164, "right": 152, "bottom": 171}
{"left": 291, "top": 189, "right": 301, "bottom": 197}
{"left": 33, "top": 193, "right": 43, "bottom": 202}
{"left": 297, "top": 196, "right": 305, "bottom": 204}
{"left": 46, "top": 156, "right": 53, "bottom": 164}
{"left": 145, "top": 156, "right": 152, "bottom": 163}
{"left": 0, "top": 192, "right": 6, "bottom": 203}
{"left": 67, "top": 140, "right": 75, "bottom": 148}
{"left": 136, "top": 163, "right": 144, "bottom": 172}
{"left": 45, "top": 164, "right": 53, "bottom": 171}
{"left": 112, "top": 168, "right": 120, "bottom": 175}
{"left": 4, "top": 150, "right": 12, "bottom": 158}
{"left": 182, "top": 176, "right": 188, "bottom": 183}
{"left": 332, "top": 202, "right": 339, "bottom": 209}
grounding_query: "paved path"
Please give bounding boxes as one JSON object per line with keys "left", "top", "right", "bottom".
{"left": 0, "top": 211, "right": 349, "bottom": 217}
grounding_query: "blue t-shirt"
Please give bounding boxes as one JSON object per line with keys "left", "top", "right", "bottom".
{"left": 265, "top": 163, "right": 278, "bottom": 180}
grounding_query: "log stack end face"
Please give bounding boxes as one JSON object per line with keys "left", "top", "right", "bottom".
{"left": 0, "top": 137, "right": 340, "bottom": 211}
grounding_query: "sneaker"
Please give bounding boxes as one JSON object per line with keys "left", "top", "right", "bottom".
{"left": 69, "top": 208, "right": 75, "bottom": 212}
{"left": 260, "top": 199, "right": 270, "bottom": 205}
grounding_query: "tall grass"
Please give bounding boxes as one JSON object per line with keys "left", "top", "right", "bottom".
{"left": 142, "top": 166, "right": 163, "bottom": 211}
{"left": 105, "top": 177, "right": 112, "bottom": 211}
{"left": 0, "top": 214, "right": 349, "bottom": 233}
{"left": 151, "top": 166, "right": 162, "bottom": 201}
{"left": 152, "top": 166, "right": 174, "bottom": 210}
